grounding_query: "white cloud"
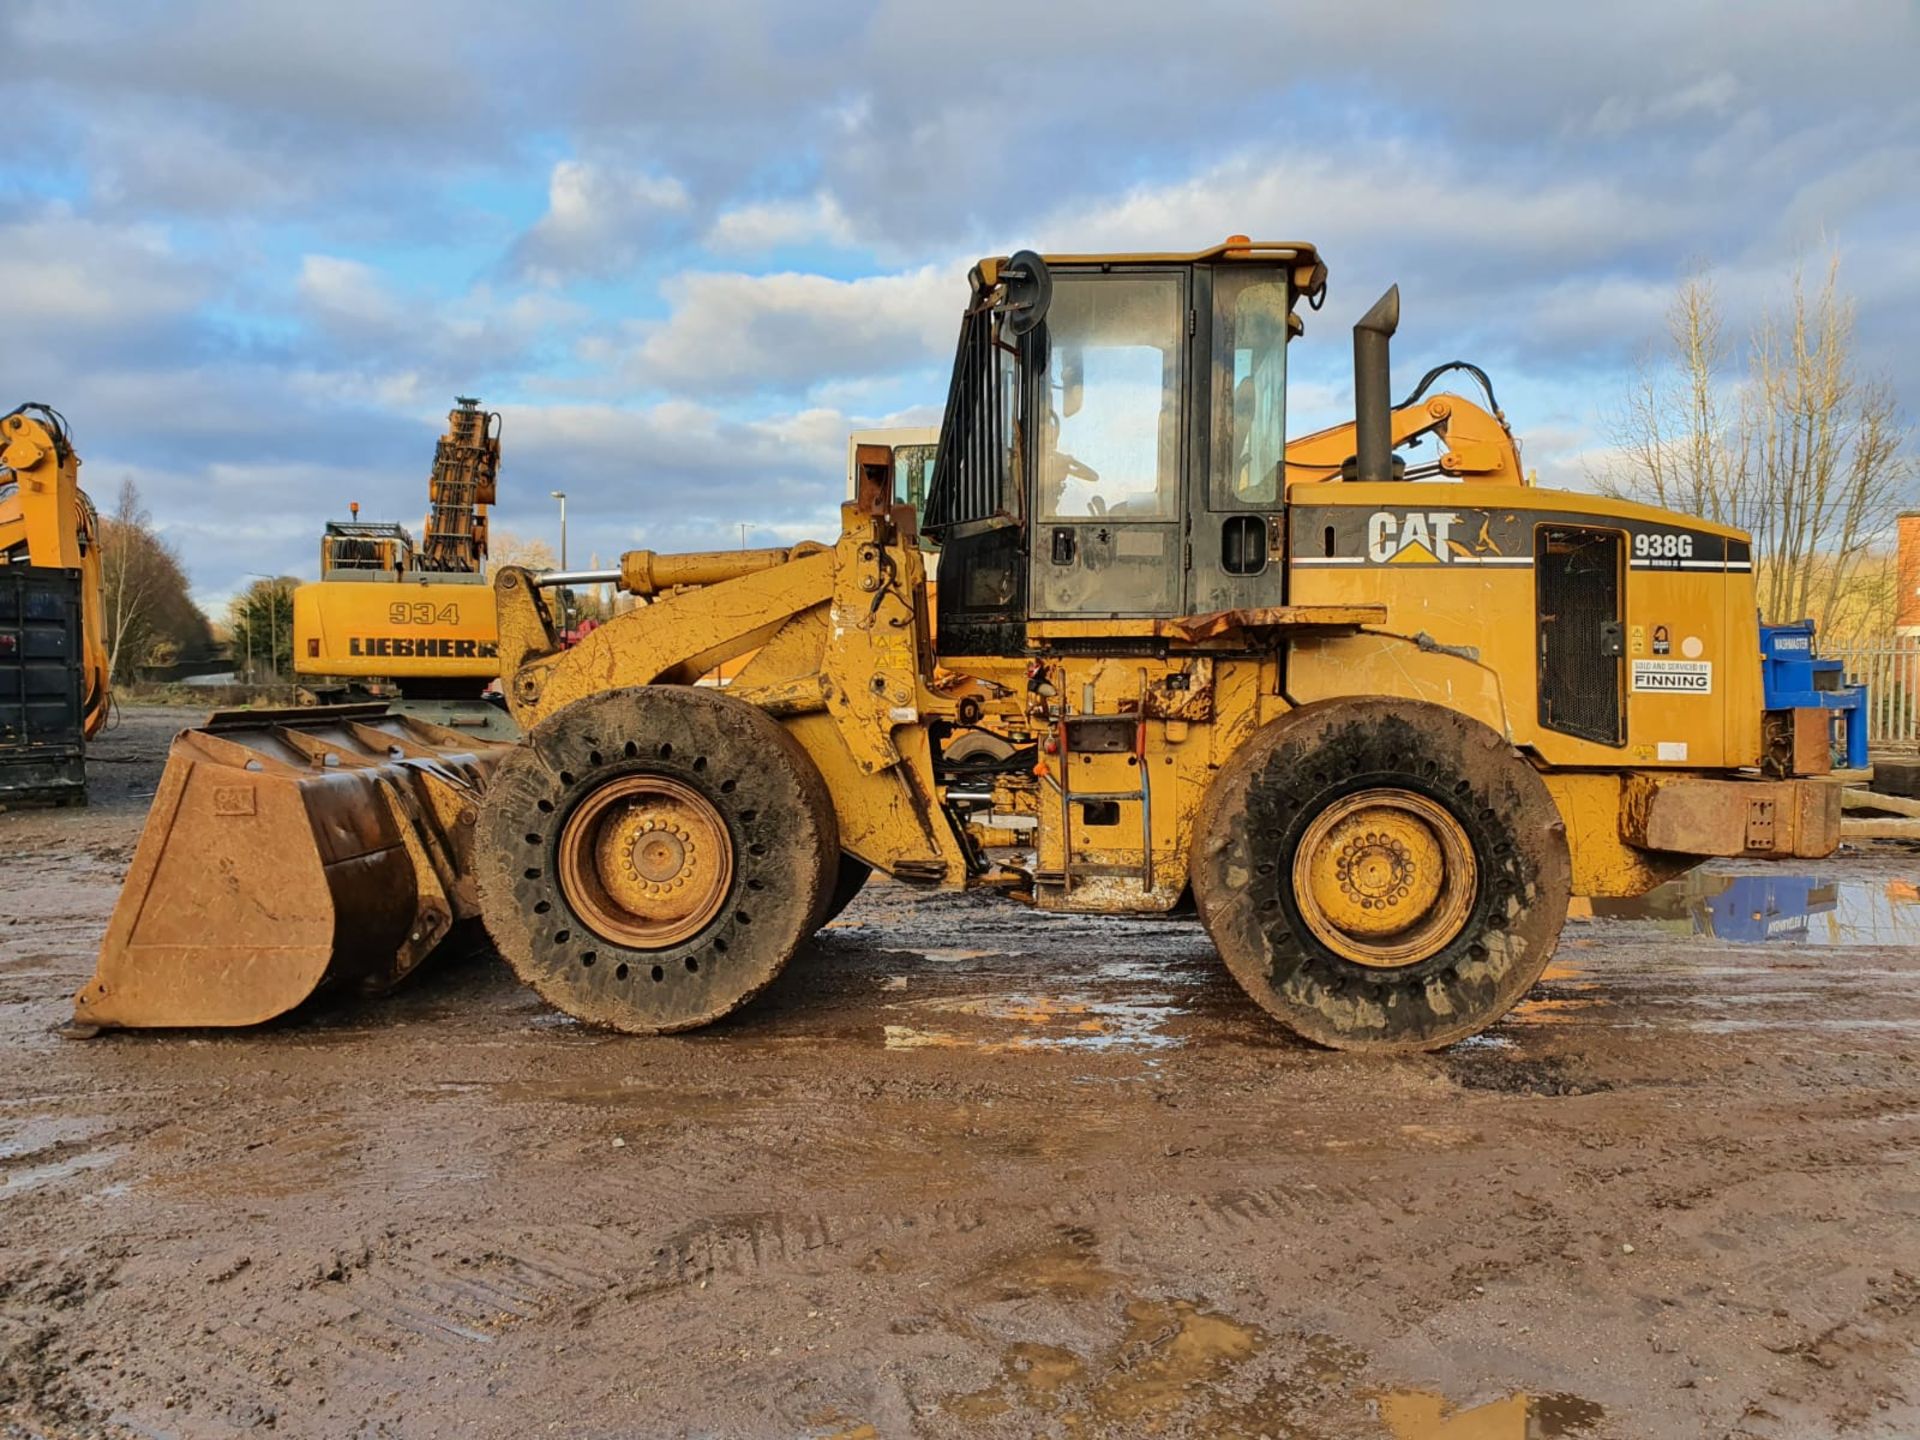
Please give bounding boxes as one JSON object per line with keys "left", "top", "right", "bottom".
{"left": 293, "top": 254, "right": 586, "bottom": 381}
{"left": 490, "top": 398, "right": 862, "bottom": 551}
{"left": 705, "top": 192, "right": 857, "bottom": 254}
{"left": 297, "top": 254, "right": 405, "bottom": 332}
{"left": 626, "top": 263, "right": 966, "bottom": 393}
{"left": 0, "top": 207, "right": 206, "bottom": 336}
{"left": 1587, "top": 70, "right": 1741, "bottom": 137}
{"left": 511, "top": 160, "right": 691, "bottom": 284}
{"left": 1047, "top": 145, "right": 1687, "bottom": 281}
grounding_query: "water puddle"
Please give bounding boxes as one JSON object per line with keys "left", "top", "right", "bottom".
{"left": 948, "top": 1227, "right": 1274, "bottom": 1429}
{"left": 1377, "top": 1388, "right": 1605, "bottom": 1438}
{"left": 943, "top": 1227, "right": 1604, "bottom": 1436}
{"left": 1590, "top": 872, "right": 1920, "bottom": 945}
{"left": 0, "top": 1145, "right": 125, "bottom": 1198}
{"left": 0, "top": 1117, "right": 126, "bottom": 1200}
{"left": 883, "top": 987, "right": 1182, "bottom": 1053}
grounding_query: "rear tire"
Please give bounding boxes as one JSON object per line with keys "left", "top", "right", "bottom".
{"left": 1192, "top": 698, "right": 1570, "bottom": 1052}
{"left": 476, "top": 686, "right": 838, "bottom": 1033}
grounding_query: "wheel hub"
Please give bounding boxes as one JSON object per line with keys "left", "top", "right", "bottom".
{"left": 1294, "top": 789, "right": 1476, "bottom": 968}
{"left": 560, "top": 775, "right": 732, "bottom": 948}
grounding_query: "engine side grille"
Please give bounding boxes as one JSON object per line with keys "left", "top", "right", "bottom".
{"left": 1536, "top": 526, "right": 1623, "bottom": 744}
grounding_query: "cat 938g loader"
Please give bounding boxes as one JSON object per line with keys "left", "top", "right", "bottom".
{"left": 78, "top": 239, "right": 1840, "bottom": 1050}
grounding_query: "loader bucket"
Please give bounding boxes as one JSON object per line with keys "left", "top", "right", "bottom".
{"left": 75, "top": 704, "right": 509, "bottom": 1029}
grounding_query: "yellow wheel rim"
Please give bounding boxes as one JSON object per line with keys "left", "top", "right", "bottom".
{"left": 558, "top": 775, "right": 733, "bottom": 949}
{"left": 1292, "top": 788, "right": 1477, "bottom": 969}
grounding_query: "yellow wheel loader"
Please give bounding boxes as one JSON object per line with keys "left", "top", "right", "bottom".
{"left": 79, "top": 239, "right": 1839, "bottom": 1048}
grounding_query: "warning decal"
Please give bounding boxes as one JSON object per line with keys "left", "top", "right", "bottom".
{"left": 1631, "top": 660, "right": 1712, "bottom": 694}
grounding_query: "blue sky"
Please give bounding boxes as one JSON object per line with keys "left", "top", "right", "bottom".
{"left": 2, "top": 0, "right": 1915, "bottom": 611}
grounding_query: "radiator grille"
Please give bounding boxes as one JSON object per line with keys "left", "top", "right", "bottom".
{"left": 1536, "top": 526, "right": 1623, "bottom": 744}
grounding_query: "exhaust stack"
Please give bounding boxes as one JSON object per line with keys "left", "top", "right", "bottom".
{"left": 1352, "top": 285, "right": 1400, "bottom": 483}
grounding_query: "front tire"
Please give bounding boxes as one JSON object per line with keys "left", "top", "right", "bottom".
{"left": 1192, "top": 698, "right": 1570, "bottom": 1052}
{"left": 820, "top": 855, "right": 872, "bottom": 926}
{"left": 476, "top": 686, "right": 838, "bottom": 1033}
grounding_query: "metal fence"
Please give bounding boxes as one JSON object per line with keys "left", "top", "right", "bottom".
{"left": 1827, "top": 638, "right": 1920, "bottom": 748}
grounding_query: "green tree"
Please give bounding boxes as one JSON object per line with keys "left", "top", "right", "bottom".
{"left": 227, "top": 576, "right": 297, "bottom": 682}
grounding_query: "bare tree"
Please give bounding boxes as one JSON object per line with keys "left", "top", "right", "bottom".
{"left": 1598, "top": 274, "right": 1752, "bottom": 529}
{"left": 1598, "top": 255, "right": 1913, "bottom": 634}
{"left": 98, "top": 479, "right": 211, "bottom": 683}
{"left": 101, "top": 481, "right": 156, "bottom": 684}
{"left": 1746, "top": 258, "right": 1912, "bottom": 625}
{"left": 483, "top": 529, "right": 559, "bottom": 579}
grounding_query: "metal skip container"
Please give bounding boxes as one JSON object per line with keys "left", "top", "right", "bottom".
{"left": 75, "top": 704, "right": 507, "bottom": 1029}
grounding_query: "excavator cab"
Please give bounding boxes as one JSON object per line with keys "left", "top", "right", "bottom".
{"left": 926, "top": 240, "right": 1326, "bottom": 654}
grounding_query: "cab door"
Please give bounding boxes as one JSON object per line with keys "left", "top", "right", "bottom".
{"left": 1186, "top": 264, "right": 1293, "bottom": 615}
{"left": 1028, "top": 269, "right": 1187, "bottom": 619}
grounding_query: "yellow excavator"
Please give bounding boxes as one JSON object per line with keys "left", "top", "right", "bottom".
{"left": 0, "top": 404, "right": 110, "bottom": 804}
{"left": 291, "top": 397, "right": 513, "bottom": 736}
{"left": 78, "top": 239, "right": 1839, "bottom": 1048}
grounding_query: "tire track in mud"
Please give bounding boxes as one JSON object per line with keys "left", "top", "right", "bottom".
{"left": 273, "top": 1170, "right": 1414, "bottom": 1370}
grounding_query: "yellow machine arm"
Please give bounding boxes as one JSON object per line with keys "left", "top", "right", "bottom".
{"left": 1285, "top": 392, "right": 1524, "bottom": 488}
{"left": 0, "top": 405, "right": 110, "bottom": 735}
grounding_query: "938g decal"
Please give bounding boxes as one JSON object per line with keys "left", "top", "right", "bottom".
{"left": 1632, "top": 531, "right": 1693, "bottom": 563}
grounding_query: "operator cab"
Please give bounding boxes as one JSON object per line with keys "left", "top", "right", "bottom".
{"left": 321, "top": 519, "right": 415, "bottom": 580}
{"left": 923, "top": 239, "right": 1326, "bottom": 655}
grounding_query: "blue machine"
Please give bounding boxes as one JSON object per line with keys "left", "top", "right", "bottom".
{"left": 1759, "top": 619, "right": 1868, "bottom": 770}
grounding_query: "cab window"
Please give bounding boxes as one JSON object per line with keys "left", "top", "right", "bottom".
{"left": 1037, "top": 274, "right": 1183, "bottom": 521}
{"left": 893, "top": 442, "right": 937, "bottom": 536}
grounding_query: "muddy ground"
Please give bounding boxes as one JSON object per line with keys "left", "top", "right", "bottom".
{"left": 3, "top": 705, "right": 1919, "bottom": 1439}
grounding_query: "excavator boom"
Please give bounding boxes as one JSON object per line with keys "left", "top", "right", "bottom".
{"left": 0, "top": 406, "right": 111, "bottom": 808}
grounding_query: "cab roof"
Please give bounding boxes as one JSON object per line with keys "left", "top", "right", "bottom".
{"left": 976, "top": 237, "right": 1326, "bottom": 301}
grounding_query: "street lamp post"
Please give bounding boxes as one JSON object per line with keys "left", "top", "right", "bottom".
{"left": 550, "top": 490, "right": 570, "bottom": 636}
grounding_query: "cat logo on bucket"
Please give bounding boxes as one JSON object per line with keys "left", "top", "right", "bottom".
{"left": 1367, "top": 511, "right": 1462, "bottom": 564}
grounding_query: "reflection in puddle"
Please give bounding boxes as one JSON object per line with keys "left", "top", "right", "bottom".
{"left": 0, "top": 1146, "right": 124, "bottom": 1198}
{"left": 1592, "top": 872, "right": 1920, "bottom": 945}
{"left": 946, "top": 1228, "right": 1604, "bottom": 1436}
{"left": 1378, "top": 1388, "right": 1605, "bottom": 1438}
{"left": 0, "top": 1117, "right": 124, "bottom": 1200}
{"left": 950, "top": 1226, "right": 1281, "bottom": 1430}
{"left": 883, "top": 987, "right": 1181, "bottom": 1053}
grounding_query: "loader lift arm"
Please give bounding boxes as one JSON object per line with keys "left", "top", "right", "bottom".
{"left": 1284, "top": 389, "right": 1524, "bottom": 488}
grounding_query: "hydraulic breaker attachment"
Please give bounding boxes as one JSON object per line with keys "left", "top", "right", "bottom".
{"left": 75, "top": 704, "right": 507, "bottom": 1029}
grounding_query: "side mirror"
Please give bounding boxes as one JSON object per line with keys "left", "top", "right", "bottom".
{"left": 1061, "top": 348, "right": 1084, "bottom": 418}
